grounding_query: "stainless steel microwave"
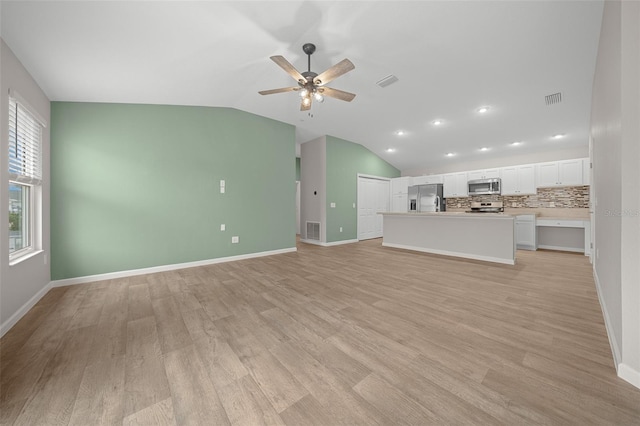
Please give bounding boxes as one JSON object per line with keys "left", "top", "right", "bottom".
{"left": 468, "top": 178, "right": 501, "bottom": 195}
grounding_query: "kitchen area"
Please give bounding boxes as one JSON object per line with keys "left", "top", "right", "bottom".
{"left": 381, "top": 157, "right": 591, "bottom": 264}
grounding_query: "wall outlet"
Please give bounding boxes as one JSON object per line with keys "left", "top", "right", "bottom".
{"left": 512, "top": 202, "right": 517, "bottom": 207}
{"left": 353, "top": 203, "right": 356, "bottom": 208}
{"left": 339, "top": 227, "right": 343, "bottom": 232}
{"left": 44, "top": 254, "right": 47, "bottom": 265}
{"left": 596, "top": 248, "right": 600, "bottom": 259}
{"left": 232, "top": 236, "right": 239, "bottom": 244}
{"left": 549, "top": 202, "right": 555, "bottom": 207}
{"left": 220, "top": 179, "right": 225, "bottom": 193}
{"left": 330, "top": 202, "right": 336, "bottom": 208}
{"left": 220, "top": 224, "right": 225, "bottom": 231}
{"left": 220, "top": 187, "right": 225, "bottom": 194}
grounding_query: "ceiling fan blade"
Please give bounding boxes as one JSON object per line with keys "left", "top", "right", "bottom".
{"left": 313, "top": 59, "right": 355, "bottom": 86}
{"left": 319, "top": 87, "right": 356, "bottom": 102}
{"left": 300, "top": 98, "right": 312, "bottom": 111}
{"left": 270, "top": 56, "right": 305, "bottom": 83}
{"left": 259, "top": 87, "right": 298, "bottom": 95}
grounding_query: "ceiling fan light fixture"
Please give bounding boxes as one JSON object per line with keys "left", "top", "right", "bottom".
{"left": 299, "top": 88, "right": 309, "bottom": 98}
{"left": 302, "top": 97, "right": 311, "bottom": 107}
{"left": 314, "top": 92, "right": 324, "bottom": 103}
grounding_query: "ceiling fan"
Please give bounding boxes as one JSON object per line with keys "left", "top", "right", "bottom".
{"left": 259, "top": 43, "right": 356, "bottom": 111}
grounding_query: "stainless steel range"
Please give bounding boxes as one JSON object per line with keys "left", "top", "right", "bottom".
{"left": 466, "top": 201, "right": 504, "bottom": 213}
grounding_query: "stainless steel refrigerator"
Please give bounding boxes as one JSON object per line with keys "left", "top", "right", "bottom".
{"left": 407, "top": 184, "right": 446, "bottom": 212}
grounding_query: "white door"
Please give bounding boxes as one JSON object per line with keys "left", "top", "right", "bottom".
{"left": 358, "top": 176, "right": 390, "bottom": 240}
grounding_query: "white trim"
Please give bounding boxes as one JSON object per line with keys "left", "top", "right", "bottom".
{"left": 0, "top": 281, "right": 52, "bottom": 338}
{"left": 300, "top": 238, "right": 358, "bottom": 247}
{"left": 593, "top": 269, "right": 622, "bottom": 369}
{"left": 51, "top": 247, "right": 297, "bottom": 287}
{"left": 382, "top": 242, "right": 516, "bottom": 265}
{"left": 356, "top": 173, "right": 392, "bottom": 182}
{"left": 537, "top": 244, "right": 585, "bottom": 253}
{"left": 618, "top": 363, "right": 640, "bottom": 390}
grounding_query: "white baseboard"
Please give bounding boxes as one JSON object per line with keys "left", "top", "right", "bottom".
{"left": 382, "top": 242, "right": 515, "bottom": 265}
{"left": 1, "top": 281, "right": 52, "bottom": 338}
{"left": 592, "top": 269, "right": 622, "bottom": 369}
{"left": 537, "top": 244, "right": 585, "bottom": 254}
{"left": 51, "top": 247, "right": 297, "bottom": 288}
{"left": 299, "top": 239, "right": 358, "bottom": 247}
{"left": 618, "top": 363, "right": 640, "bottom": 389}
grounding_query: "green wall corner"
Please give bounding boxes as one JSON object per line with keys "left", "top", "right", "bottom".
{"left": 325, "top": 135, "right": 400, "bottom": 243}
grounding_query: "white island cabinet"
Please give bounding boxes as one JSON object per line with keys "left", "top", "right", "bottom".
{"left": 381, "top": 212, "right": 516, "bottom": 265}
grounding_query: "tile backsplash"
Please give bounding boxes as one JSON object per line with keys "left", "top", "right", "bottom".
{"left": 445, "top": 185, "right": 590, "bottom": 209}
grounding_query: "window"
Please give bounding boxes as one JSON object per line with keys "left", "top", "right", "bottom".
{"left": 8, "top": 95, "right": 43, "bottom": 261}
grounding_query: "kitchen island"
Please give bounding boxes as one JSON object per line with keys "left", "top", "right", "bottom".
{"left": 380, "top": 212, "right": 516, "bottom": 265}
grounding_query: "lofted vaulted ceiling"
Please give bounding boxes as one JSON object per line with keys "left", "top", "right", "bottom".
{"left": 0, "top": 1, "right": 604, "bottom": 172}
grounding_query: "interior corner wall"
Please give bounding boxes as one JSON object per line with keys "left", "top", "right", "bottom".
{"left": 0, "top": 39, "right": 51, "bottom": 332}
{"left": 325, "top": 136, "right": 400, "bottom": 243}
{"left": 50, "top": 102, "right": 296, "bottom": 280}
{"left": 300, "top": 136, "right": 326, "bottom": 242}
{"left": 590, "top": 0, "right": 640, "bottom": 389}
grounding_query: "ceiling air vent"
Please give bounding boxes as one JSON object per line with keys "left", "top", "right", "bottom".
{"left": 376, "top": 74, "right": 399, "bottom": 88}
{"left": 545, "top": 92, "right": 562, "bottom": 105}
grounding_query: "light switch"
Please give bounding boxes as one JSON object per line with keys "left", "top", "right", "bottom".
{"left": 353, "top": 203, "right": 356, "bottom": 208}
{"left": 330, "top": 202, "right": 336, "bottom": 208}
{"left": 220, "top": 224, "right": 225, "bottom": 231}
{"left": 232, "top": 236, "right": 239, "bottom": 243}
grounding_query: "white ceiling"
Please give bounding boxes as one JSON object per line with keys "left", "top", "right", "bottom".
{"left": 0, "top": 1, "right": 604, "bottom": 172}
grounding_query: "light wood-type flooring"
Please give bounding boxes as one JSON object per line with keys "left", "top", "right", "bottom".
{"left": 2, "top": 239, "right": 640, "bottom": 425}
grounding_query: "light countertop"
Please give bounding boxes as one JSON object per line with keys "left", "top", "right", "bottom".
{"left": 380, "top": 211, "right": 514, "bottom": 219}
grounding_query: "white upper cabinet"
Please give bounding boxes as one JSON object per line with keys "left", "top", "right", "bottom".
{"left": 467, "top": 168, "right": 500, "bottom": 181}
{"left": 500, "top": 165, "right": 535, "bottom": 195}
{"left": 443, "top": 172, "right": 468, "bottom": 198}
{"left": 412, "top": 175, "right": 443, "bottom": 185}
{"left": 391, "top": 176, "right": 413, "bottom": 194}
{"left": 582, "top": 158, "right": 590, "bottom": 185}
{"left": 537, "top": 159, "right": 583, "bottom": 188}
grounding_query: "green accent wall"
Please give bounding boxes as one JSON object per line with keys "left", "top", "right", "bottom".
{"left": 51, "top": 103, "right": 295, "bottom": 280}
{"left": 295, "top": 157, "right": 301, "bottom": 181}
{"left": 325, "top": 135, "right": 400, "bottom": 243}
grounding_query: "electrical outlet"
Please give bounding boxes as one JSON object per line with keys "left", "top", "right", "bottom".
{"left": 512, "top": 202, "right": 517, "bottom": 207}
{"left": 549, "top": 202, "right": 555, "bottom": 207}
{"left": 353, "top": 203, "right": 356, "bottom": 208}
{"left": 44, "top": 254, "right": 47, "bottom": 265}
{"left": 330, "top": 202, "right": 336, "bottom": 208}
{"left": 220, "top": 224, "right": 225, "bottom": 231}
{"left": 232, "top": 236, "right": 239, "bottom": 243}
{"left": 596, "top": 248, "right": 600, "bottom": 259}
{"left": 220, "top": 187, "right": 225, "bottom": 194}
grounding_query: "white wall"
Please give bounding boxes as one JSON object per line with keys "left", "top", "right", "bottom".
{"left": 402, "top": 146, "right": 588, "bottom": 176}
{"left": 590, "top": 0, "right": 640, "bottom": 389}
{"left": 0, "top": 39, "right": 51, "bottom": 335}
{"left": 300, "top": 136, "right": 326, "bottom": 243}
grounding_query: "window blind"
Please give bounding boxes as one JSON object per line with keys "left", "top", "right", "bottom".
{"left": 8, "top": 97, "right": 42, "bottom": 185}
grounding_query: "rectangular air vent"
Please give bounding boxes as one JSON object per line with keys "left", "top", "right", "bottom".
{"left": 306, "top": 221, "right": 320, "bottom": 241}
{"left": 545, "top": 92, "right": 562, "bottom": 105}
{"left": 376, "top": 74, "right": 399, "bottom": 88}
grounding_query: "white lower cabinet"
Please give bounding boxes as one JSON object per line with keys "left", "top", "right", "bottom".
{"left": 515, "top": 215, "right": 537, "bottom": 250}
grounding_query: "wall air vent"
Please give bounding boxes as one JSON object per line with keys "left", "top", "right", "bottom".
{"left": 376, "top": 74, "right": 399, "bottom": 88}
{"left": 306, "top": 222, "right": 320, "bottom": 241}
{"left": 545, "top": 92, "right": 562, "bottom": 105}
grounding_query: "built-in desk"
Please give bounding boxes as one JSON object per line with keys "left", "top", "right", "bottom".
{"left": 536, "top": 218, "right": 591, "bottom": 255}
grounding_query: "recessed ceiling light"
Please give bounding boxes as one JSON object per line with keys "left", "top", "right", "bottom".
{"left": 395, "top": 130, "right": 405, "bottom": 136}
{"left": 479, "top": 147, "right": 489, "bottom": 152}
{"left": 432, "top": 119, "right": 443, "bottom": 126}
{"left": 446, "top": 152, "right": 455, "bottom": 157}
{"left": 552, "top": 133, "right": 565, "bottom": 139}
{"left": 386, "top": 148, "right": 396, "bottom": 153}
{"left": 477, "top": 106, "right": 490, "bottom": 114}
{"left": 510, "top": 141, "right": 523, "bottom": 146}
